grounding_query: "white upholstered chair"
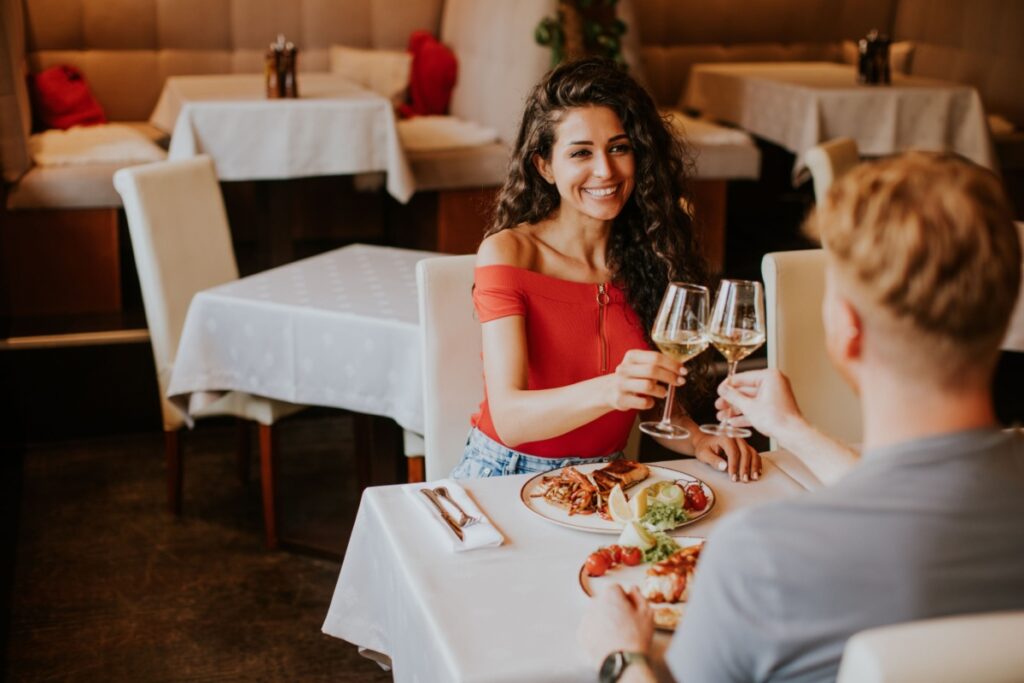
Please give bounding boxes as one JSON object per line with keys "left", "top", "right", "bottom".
{"left": 416, "top": 255, "right": 640, "bottom": 481}
{"left": 837, "top": 611, "right": 1024, "bottom": 683}
{"left": 113, "top": 156, "right": 303, "bottom": 549}
{"left": 762, "top": 250, "right": 861, "bottom": 448}
{"left": 806, "top": 137, "right": 860, "bottom": 203}
{"left": 416, "top": 255, "right": 481, "bottom": 481}
{"left": 803, "top": 138, "right": 860, "bottom": 242}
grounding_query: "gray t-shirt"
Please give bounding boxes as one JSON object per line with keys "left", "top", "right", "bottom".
{"left": 667, "top": 428, "right": 1024, "bottom": 683}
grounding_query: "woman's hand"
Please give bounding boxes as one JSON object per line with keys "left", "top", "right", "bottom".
{"left": 691, "top": 431, "right": 762, "bottom": 482}
{"left": 604, "top": 350, "right": 686, "bottom": 412}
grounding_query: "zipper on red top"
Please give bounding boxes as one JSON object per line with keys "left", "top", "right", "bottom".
{"left": 597, "top": 283, "right": 610, "bottom": 373}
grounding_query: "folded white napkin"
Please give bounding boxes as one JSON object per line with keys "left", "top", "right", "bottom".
{"left": 405, "top": 478, "right": 504, "bottom": 552}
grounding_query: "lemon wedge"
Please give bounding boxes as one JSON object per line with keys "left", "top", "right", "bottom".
{"left": 618, "top": 521, "right": 656, "bottom": 550}
{"left": 607, "top": 484, "right": 633, "bottom": 524}
{"left": 629, "top": 486, "right": 649, "bottom": 518}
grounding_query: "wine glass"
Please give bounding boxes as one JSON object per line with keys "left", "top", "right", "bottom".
{"left": 638, "top": 283, "right": 709, "bottom": 439}
{"left": 699, "top": 279, "right": 766, "bottom": 439}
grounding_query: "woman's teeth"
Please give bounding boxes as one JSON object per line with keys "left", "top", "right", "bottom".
{"left": 583, "top": 186, "right": 617, "bottom": 197}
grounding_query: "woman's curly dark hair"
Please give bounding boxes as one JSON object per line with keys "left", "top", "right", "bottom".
{"left": 488, "top": 57, "right": 711, "bottom": 408}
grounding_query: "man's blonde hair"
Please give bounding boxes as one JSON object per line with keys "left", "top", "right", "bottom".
{"left": 808, "top": 152, "right": 1021, "bottom": 383}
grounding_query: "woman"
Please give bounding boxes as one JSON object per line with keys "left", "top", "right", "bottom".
{"left": 451, "top": 58, "right": 761, "bottom": 481}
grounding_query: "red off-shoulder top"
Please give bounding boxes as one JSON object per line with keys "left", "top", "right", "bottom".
{"left": 470, "top": 265, "right": 651, "bottom": 458}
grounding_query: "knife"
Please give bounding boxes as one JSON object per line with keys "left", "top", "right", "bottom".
{"left": 420, "top": 488, "right": 465, "bottom": 541}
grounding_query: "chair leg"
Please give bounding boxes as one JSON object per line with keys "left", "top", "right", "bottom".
{"left": 258, "top": 424, "right": 279, "bottom": 550}
{"left": 236, "top": 419, "right": 250, "bottom": 484}
{"left": 407, "top": 456, "right": 425, "bottom": 484}
{"left": 164, "top": 429, "right": 183, "bottom": 516}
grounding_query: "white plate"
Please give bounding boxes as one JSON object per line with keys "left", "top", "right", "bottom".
{"left": 519, "top": 463, "right": 715, "bottom": 534}
{"left": 578, "top": 536, "right": 705, "bottom": 631}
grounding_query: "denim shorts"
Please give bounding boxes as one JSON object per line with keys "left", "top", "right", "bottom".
{"left": 450, "top": 428, "right": 624, "bottom": 479}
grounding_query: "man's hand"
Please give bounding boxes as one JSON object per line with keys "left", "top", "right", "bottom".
{"left": 578, "top": 585, "right": 654, "bottom": 669}
{"left": 714, "top": 369, "right": 807, "bottom": 441}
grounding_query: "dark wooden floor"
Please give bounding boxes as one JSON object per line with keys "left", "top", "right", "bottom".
{"left": 3, "top": 412, "right": 398, "bottom": 682}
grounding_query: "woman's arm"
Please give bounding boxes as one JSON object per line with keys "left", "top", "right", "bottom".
{"left": 482, "top": 315, "right": 683, "bottom": 447}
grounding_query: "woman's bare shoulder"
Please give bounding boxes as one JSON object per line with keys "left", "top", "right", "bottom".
{"left": 476, "top": 227, "right": 539, "bottom": 269}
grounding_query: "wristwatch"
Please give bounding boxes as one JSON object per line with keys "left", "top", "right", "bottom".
{"left": 599, "top": 651, "right": 649, "bottom": 682}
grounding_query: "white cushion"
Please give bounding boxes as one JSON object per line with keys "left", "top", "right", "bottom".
{"left": 397, "top": 115, "right": 499, "bottom": 152}
{"left": 29, "top": 123, "right": 166, "bottom": 167}
{"left": 329, "top": 44, "right": 412, "bottom": 105}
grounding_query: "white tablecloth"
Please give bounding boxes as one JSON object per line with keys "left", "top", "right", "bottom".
{"left": 167, "top": 244, "right": 438, "bottom": 432}
{"left": 683, "top": 62, "right": 996, "bottom": 179}
{"left": 149, "top": 74, "right": 415, "bottom": 202}
{"left": 323, "top": 453, "right": 818, "bottom": 682}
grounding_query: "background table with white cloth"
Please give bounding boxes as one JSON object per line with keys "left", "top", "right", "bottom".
{"left": 149, "top": 73, "right": 414, "bottom": 202}
{"left": 166, "top": 244, "right": 437, "bottom": 440}
{"left": 323, "top": 453, "right": 822, "bottom": 683}
{"left": 683, "top": 62, "right": 996, "bottom": 180}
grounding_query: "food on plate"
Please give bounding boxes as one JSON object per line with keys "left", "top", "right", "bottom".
{"left": 653, "top": 607, "right": 680, "bottom": 630}
{"left": 642, "top": 532, "right": 682, "bottom": 563}
{"left": 637, "top": 481, "right": 710, "bottom": 531}
{"left": 585, "top": 544, "right": 644, "bottom": 577}
{"left": 532, "top": 460, "right": 651, "bottom": 516}
{"left": 591, "top": 460, "right": 651, "bottom": 491}
{"left": 641, "top": 544, "right": 703, "bottom": 603}
{"left": 606, "top": 485, "right": 633, "bottom": 524}
{"left": 618, "top": 521, "right": 656, "bottom": 551}
{"left": 683, "top": 483, "right": 708, "bottom": 512}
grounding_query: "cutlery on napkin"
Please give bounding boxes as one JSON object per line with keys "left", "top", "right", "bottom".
{"left": 405, "top": 479, "right": 504, "bottom": 551}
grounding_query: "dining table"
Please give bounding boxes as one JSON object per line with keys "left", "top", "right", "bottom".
{"left": 683, "top": 62, "right": 996, "bottom": 180}
{"left": 322, "top": 451, "right": 824, "bottom": 682}
{"left": 149, "top": 73, "right": 414, "bottom": 201}
{"left": 166, "top": 244, "right": 438, "bottom": 447}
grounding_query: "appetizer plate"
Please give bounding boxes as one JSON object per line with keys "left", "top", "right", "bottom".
{"left": 519, "top": 463, "right": 715, "bottom": 534}
{"left": 578, "top": 536, "right": 704, "bottom": 632}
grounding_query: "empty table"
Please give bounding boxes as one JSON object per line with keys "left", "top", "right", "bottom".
{"left": 684, "top": 62, "right": 996, "bottom": 179}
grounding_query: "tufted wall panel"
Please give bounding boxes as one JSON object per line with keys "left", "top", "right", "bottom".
{"left": 894, "top": 0, "right": 1024, "bottom": 124}
{"left": 628, "top": 0, "right": 896, "bottom": 106}
{"left": 20, "top": 0, "right": 443, "bottom": 120}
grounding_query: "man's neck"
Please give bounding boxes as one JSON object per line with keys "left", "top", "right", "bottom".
{"left": 859, "top": 367, "right": 998, "bottom": 452}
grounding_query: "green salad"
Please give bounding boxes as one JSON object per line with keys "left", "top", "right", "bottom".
{"left": 641, "top": 499, "right": 689, "bottom": 532}
{"left": 642, "top": 532, "right": 681, "bottom": 563}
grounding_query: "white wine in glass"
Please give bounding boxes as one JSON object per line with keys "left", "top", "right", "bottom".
{"left": 639, "top": 283, "right": 709, "bottom": 440}
{"left": 699, "top": 279, "right": 766, "bottom": 439}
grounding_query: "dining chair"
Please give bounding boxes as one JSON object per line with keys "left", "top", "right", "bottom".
{"left": 113, "top": 155, "right": 304, "bottom": 549}
{"left": 836, "top": 610, "right": 1024, "bottom": 682}
{"left": 416, "top": 254, "right": 480, "bottom": 481}
{"left": 416, "top": 255, "right": 640, "bottom": 481}
{"left": 762, "top": 249, "right": 861, "bottom": 449}
{"left": 804, "top": 137, "right": 860, "bottom": 242}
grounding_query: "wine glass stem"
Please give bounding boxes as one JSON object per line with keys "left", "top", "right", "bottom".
{"left": 720, "top": 361, "right": 739, "bottom": 429}
{"left": 659, "top": 383, "right": 676, "bottom": 427}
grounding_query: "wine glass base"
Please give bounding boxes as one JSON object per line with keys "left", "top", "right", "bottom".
{"left": 638, "top": 421, "right": 691, "bottom": 440}
{"left": 698, "top": 423, "right": 752, "bottom": 439}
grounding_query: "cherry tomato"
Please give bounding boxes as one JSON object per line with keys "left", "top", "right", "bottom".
{"left": 685, "top": 484, "right": 708, "bottom": 511}
{"left": 621, "top": 546, "right": 643, "bottom": 566}
{"left": 586, "top": 552, "right": 610, "bottom": 577}
{"left": 596, "top": 547, "right": 614, "bottom": 564}
{"left": 607, "top": 544, "right": 624, "bottom": 564}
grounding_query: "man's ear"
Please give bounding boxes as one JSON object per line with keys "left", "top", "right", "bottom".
{"left": 532, "top": 153, "right": 554, "bottom": 184}
{"left": 836, "top": 297, "right": 863, "bottom": 363}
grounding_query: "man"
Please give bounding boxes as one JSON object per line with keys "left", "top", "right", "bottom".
{"left": 579, "top": 153, "right": 1024, "bottom": 683}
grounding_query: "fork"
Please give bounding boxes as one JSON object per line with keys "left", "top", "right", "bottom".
{"left": 433, "top": 486, "right": 480, "bottom": 527}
